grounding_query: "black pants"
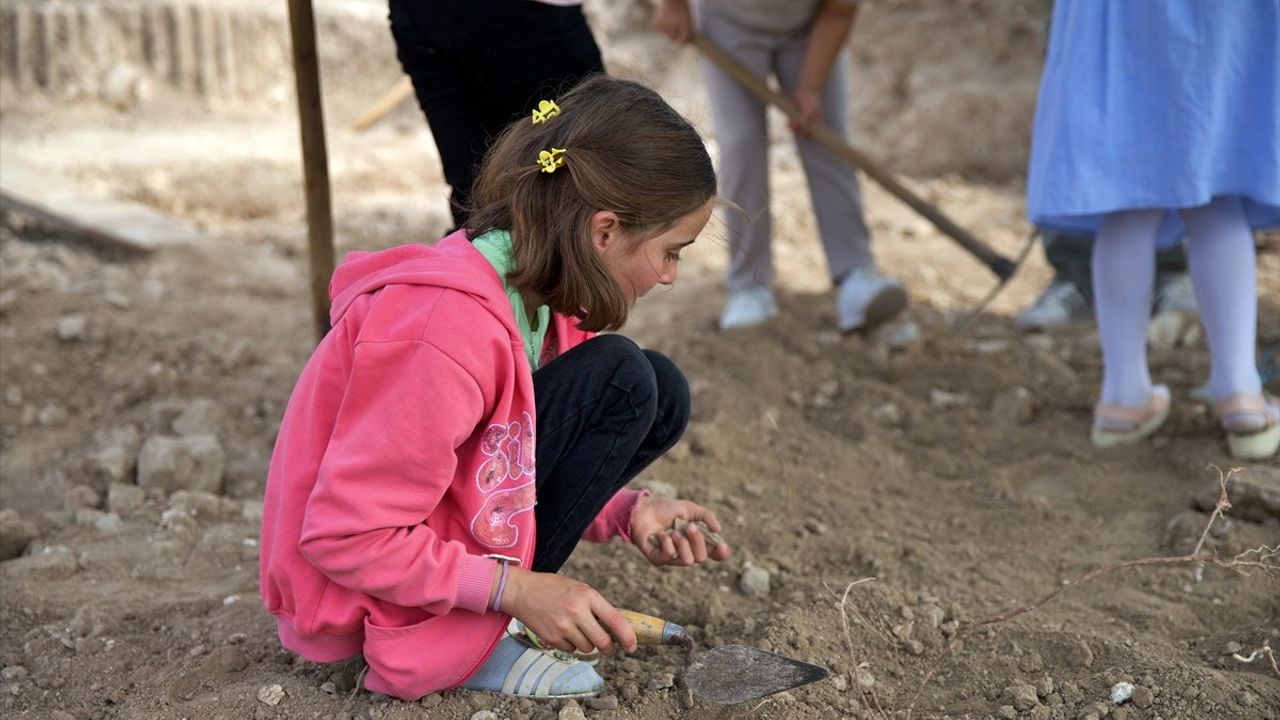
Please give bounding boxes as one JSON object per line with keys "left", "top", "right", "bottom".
{"left": 1044, "top": 230, "right": 1189, "bottom": 302}
{"left": 387, "top": 0, "right": 605, "bottom": 227}
{"left": 529, "top": 335, "right": 689, "bottom": 573}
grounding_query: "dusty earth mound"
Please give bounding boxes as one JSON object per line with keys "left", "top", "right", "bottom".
{"left": 2, "top": 1, "right": 1279, "bottom": 719}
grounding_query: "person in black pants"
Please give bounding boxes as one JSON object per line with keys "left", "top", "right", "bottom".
{"left": 388, "top": 0, "right": 606, "bottom": 227}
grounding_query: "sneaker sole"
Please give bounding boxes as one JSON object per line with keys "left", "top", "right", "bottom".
{"left": 841, "top": 285, "right": 908, "bottom": 333}
{"left": 1227, "top": 422, "right": 1280, "bottom": 460}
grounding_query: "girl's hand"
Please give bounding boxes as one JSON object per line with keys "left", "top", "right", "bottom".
{"left": 653, "top": 0, "right": 694, "bottom": 44}
{"left": 500, "top": 567, "right": 637, "bottom": 656}
{"left": 629, "top": 495, "right": 733, "bottom": 567}
{"left": 789, "top": 87, "right": 822, "bottom": 136}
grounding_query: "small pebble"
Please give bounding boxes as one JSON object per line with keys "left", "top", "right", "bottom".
{"left": 1111, "top": 681, "right": 1135, "bottom": 704}
{"left": 257, "top": 683, "right": 285, "bottom": 706}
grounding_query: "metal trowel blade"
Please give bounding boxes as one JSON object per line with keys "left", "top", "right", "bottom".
{"left": 683, "top": 645, "right": 830, "bottom": 704}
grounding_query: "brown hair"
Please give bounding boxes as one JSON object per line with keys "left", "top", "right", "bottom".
{"left": 467, "top": 75, "right": 716, "bottom": 332}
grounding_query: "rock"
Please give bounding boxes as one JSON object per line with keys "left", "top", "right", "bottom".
{"left": 37, "top": 404, "right": 68, "bottom": 426}
{"left": 1147, "top": 310, "right": 1194, "bottom": 350}
{"left": 320, "top": 681, "right": 336, "bottom": 694}
{"left": 854, "top": 667, "right": 875, "bottom": 691}
{"left": 1028, "top": 705, "right": 1052, "bottom": 720}
{"left": 1131, "top": 685, "right": 1153, "bottom": 708}
{"left": 1193, "top": 475, "right": 1279, "bottom": 523}
{"left": 739, "top": 562, "right": 771, "bottom": 598}
{"left": 649, "top": 672, "right": 676, "bottom": 690}
{"left": 1003, "top": 683, "right": 1039, "bottom": 711}
{"left": 420, "top": 693, "right": 442, "bottom": 707}
{"left": 831, "top": 674, "right": 849, "bottom": 691}
{"left": 993, "top": 387, "right": 1036, "bottom": 424}
{"left": 101, "top": 62, "right": 152, "bottom": 110}
{"left": 586, "top": 695, "right": 619, "bottom": 711}
{"left": 469, "top": 712, "right": 498, "bottom": 720}
{"left": 137, "top": 435, "right": 226, "bottom": 495}
{"left": 0, "top": 509, "right": 39, "bottom": 560}
{"left": 871, "top": 402, "right": 905, "bottom": 428}
{"left": 882, "top": 321, "right": 921, "bottom": 350}
{"left": 55, "top": 314, "right": 87, "bottom": 342}
{"left": 1035, "top": 675, "right": 1055, "bottom": 698}
{"left": 205, "top": 646, "right": 248, "bottom": 674}
{"left": 65, "top": 485, "right": 101, "bottom": 511}
{"left": 88, "top": 446, "right": 133, "bottom": 484}
{"left": 996, "top": 705, "right": 1017, "bottom": 720}
{"left": 558, "top": 700, "right": 587, "bottom": 720}
{"left": 1065, "top": 639, "right": 1094, "bottom": 669}
{"left": 1, "top": 544, "right": 78, "bottom": 579}
{"left": 929, "top": 388, "right": 969, "bottom": 408}
{"left": 0, "top": 666, "right": 28, "bottom": 682}
{"left": 107, "top": 483, "right": 147, "bottom": 515}
{"left": 1111, "top": 681, "right": 1134, "bottom": 704}
{"left": 173, "top": 399, "right": 223, "bottom": 436}
{"left": 257, "top": 683, "right": 285, "bottom": 706}
{"left": 1234, "top": 690, "right": 1256, "bottom": 708}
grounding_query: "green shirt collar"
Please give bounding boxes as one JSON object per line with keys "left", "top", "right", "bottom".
{"left": 472, "top": 229, "right": 550, "bottom": 370}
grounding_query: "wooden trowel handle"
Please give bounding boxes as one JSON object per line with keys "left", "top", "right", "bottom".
{"left": 619, "top": 610, "right": 687, "bottom": 646}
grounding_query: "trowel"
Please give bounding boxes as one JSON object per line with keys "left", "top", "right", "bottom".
{"left": 619, "top": 610, "right": 830, "bottom": 704}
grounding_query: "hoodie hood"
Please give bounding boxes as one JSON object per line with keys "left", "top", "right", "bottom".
{"left": 327, "top": 231, "right": 506, "bottom": 326}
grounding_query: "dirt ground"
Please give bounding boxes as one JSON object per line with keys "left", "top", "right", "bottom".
{"left": 1, "top": 2, "right": 1278, "bottom": 719}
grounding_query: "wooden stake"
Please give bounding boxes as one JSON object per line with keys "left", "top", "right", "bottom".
{"left": 286, "top": 0, "right": 335, "bottom": 340}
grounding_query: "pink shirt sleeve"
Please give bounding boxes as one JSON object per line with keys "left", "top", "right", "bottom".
{"left": 580, "top": 488, "right": 649, "bottom": 544}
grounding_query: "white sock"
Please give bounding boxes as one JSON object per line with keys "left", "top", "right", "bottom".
{"left": 1178, "top": 196, "right": 1263, "bottom": 403}
{"left": 1093, "top": 209, "right": 1162, "bottom": 406}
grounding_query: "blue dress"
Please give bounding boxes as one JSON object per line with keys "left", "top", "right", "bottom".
{"left": 1026, "top": 0, "right": 1280, "bottom": 247}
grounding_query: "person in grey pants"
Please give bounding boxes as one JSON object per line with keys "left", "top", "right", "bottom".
{"left": 654, "top": 0, "right": 907, "bottom": 332}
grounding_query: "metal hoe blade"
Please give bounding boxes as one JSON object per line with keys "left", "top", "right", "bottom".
{"left": 683, "top": 645, "right": 830, "bottom": 704}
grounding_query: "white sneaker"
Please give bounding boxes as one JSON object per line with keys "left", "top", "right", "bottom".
{"left": 720, "top": 286, "right": 778, "bottom": 330}
{"left": 836, "top": 266, "right": 907, "bottom": 332}
{"left": 1153, "top": 273, "right": 1198, "bottom": 315}
{"left": 1015, "top": 281, "right": 1089, "bottom": 331}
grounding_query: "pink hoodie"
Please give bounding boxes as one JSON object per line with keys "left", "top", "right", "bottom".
{"left": 259, "top": 231, "right": 645, "bottom": 699}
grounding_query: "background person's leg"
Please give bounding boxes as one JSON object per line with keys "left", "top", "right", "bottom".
{"left": 531, "top": 336, "right": 690, "bottom": 573}
{"left": 1093, "top": 209, "right": 1162, "bottom": 406}
{"left": 1178, "top": 196, "right": 1263, "bottom": 403}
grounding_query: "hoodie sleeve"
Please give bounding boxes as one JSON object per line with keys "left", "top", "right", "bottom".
{"left": 580, "top": 488, "right": 650, "bottom": 544}
{"left": 299, "top": 338, "right": 497, "bottom": 615}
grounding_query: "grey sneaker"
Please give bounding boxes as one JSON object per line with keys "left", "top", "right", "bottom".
{"left": 1015, "top": 281, "right": 1090, "bottom": 331}
{"left": 836, "top": 266, "right": 907, "bottom": 332}
{"left": 720, "top": 286, "right": 778, "bottom": 330}
{"left": 1152, "top": 273, "right": 1198, "bottom": 315}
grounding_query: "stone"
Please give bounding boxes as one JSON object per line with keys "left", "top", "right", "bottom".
{"left": 929, "top": 388, "right": 969, "bottom": 408}
{"left": 65, "top": 485, "right": 101, "bottom": 511}
{"left": 56, "top": 314, "right": 87, "bottom": 342}
{"left": 469, "top": 712, "right": 498, "bottom": 720}
{"left": 586, "top": 695, "right": 619, "bottom": 710}
{"left": 257, "top": 683, "right": 285, "bottom": 706}
{"left": 1, "top": 544, "right": 78, "bottom": 579}
{"left": 0, "top": 509, "right": 39, "bottom": 560}
{"left": 1029, "top": 705, "right": 1052, "bottom": 720}
{"left": 558, "top": 700, "right": 587, "bottom": 720}
{"left": 1131, "top": 685, "right": 1153, "bottom": 709}
{"left": 1193, "top": 475, "right": 1279, "bottom": 523}
{"left": 88, "top": 446, "right": 133, "bottom": 484}
{"left": 996, "top": 705, "right": 1018, "bottom": 720}
{"left": 1065, "top": 640, "right": 1094, "bottom": 669}
{"left": 871, "top": 402, "right": 905, "bottom": 428}
{"left": 993, "top": 387, "right": 1036, "bottom": 424}
{"left": 1003, "top": 683, "right": 1040, "bottom": 711}
{"left": 1111, "top": 681, "right": 1134, "bottom": 704}
{"left": 883, "top": 321, "right": 921, "bottom": 350}
{"left": 0, "top": 666, "right": 29, "bottom": 682}
{"left": 173, "top": 398, "right": 223, "bottom": 436}
{"left": 107, "top": 483, "right": 147, "bottom": 515}
{"left": 739, "top": 562, "right": 771, "bottom": 598}
{"left": 137, "top": 435, "right": 225, "bottom": 495}
{"left": 420, "top": 693, "right": 442, "bottom": 708}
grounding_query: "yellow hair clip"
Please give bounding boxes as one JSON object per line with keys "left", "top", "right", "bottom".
{"left": 538, "top": 147, "right": 567, "bottom": 173}
{"left": 531, "top": 100, "right": 561, "bottom": 125}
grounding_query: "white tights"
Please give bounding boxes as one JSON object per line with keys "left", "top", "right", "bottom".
{"left": 1092, "top": 196, "right": 1261, "bottom": 408}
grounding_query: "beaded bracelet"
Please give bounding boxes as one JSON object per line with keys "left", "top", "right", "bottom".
{"left": 491, "top": 560, "right": 510, "bottom": 613}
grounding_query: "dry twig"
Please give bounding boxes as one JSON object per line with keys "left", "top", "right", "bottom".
{"left": 1232, "top": 641, "right": 1280, "bottom": 681}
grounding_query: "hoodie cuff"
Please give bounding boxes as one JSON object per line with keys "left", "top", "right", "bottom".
{"left": 455, "top": 555, "right": 499, "bottom": 614}
{"left": 611, "top": 488, "right": 651, "bottom": 544}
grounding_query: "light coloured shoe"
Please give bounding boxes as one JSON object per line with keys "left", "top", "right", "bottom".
{"left": 1091, "top": 385, "right": 1172, "bottom": 448}
{"left": 1015, "top": 281, "right": 1090, "bottom": 331}
{"left": 1214, "top": 394, "right": 1280, "bottom": 460}
{"left": 508, "top": 618, "right": 601, "bottom": 666}
{"left": 461, "top": 635, "right": 603, "bottom": 698}
{"left": 836, "top": 266, "right": 907, "bottom": 332}
{"left": 720, "top": 286, "right": 778, "bottom": 331}
{"left": 1153, "top": 273, "right": 1198, "bottom": 315}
